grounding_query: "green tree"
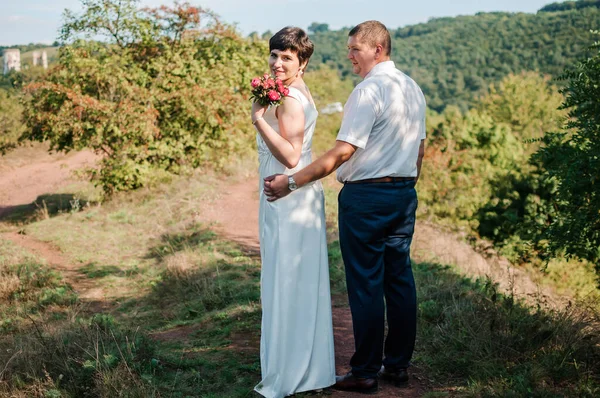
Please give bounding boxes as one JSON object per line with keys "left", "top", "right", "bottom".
{"left": 303, "top": 65, "right": 353, "bottom": 107}
{"left": 534, "top": 36, "right": 600, "bottom": 270}
{"left": 0, "top": 89, "right": 24, "bottom": 155}
{"left": 419, "top": 72, "right": 565, "bottom": 263}
{"left": 21, "top": 0, "right": 266, "bottom": 195}
{"left": 419, "top": 107, "right": 523, "bottom": 226}
{"left": 261, "top": 30, "right": 273, "bottom": 40}
{"left": 308, "top": 22, "right": 329, "bottom": 34}
{"left": 476, "top": 72, "right": 564, "bottom": 142}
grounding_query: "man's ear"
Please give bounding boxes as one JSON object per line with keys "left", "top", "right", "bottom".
{"left": 374, "top": 44, "right": 384, "bottom": 59}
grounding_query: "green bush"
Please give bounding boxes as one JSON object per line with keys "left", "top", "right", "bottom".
{"left": 21, "top": 1, "right": 266, "bottom": 195}
{"left": 0, "top": 89, "right": 24, "bottom": 154}
{"left": 534, "top": 36, "right": 600, "bottom": 272}
{"left": 419, "top": 72, "right": 566, "bottom": 261}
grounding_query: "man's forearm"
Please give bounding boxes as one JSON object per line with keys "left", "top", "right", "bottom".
{"left": 294, "top": 141, "right": 356, "bottom": 187}
{"left": 415, "top": 139, "right": 425, "bottom": 183}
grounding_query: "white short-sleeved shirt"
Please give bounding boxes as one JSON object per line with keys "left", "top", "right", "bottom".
{"left": 336, "top": 61, "right": 426, "bottom": 182}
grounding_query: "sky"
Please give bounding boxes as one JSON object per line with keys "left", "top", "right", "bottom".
{"left": 1, "top": 0, "right": 554, "bottom": 46}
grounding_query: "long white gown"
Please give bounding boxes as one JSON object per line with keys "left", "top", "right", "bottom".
{"left": 254, "top": 87, "right": 336, "bottom": 398}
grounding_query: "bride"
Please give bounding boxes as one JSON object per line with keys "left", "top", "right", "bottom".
{"left": 251, "top": 27, "right": 336, "bottom": 398}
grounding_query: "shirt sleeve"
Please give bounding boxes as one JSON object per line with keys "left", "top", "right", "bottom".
{"left": 336, "top": 88, "right": 378, "bottom": 149}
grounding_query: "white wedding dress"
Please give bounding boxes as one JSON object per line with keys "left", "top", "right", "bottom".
{"left": 255, "top": 86, "right": 336, "bottom": 398}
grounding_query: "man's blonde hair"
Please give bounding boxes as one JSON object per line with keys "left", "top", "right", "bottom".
{"left": 348, "top": 20, "right": 391, "bottom": 56}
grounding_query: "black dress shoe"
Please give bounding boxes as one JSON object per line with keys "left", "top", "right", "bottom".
{"left": 378, "top": 365, "right": 409, "bottom": 386}
{"left": 333, "top": 372, "right": 378, "bottom": 394}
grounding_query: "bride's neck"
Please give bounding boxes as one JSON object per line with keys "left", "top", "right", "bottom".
{"left": 286, "top": 77, "right": 305, "bottom": 89}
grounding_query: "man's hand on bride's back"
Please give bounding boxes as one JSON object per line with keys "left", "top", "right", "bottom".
{"left": 264, "top": 174, "right": 291, "bottom": 202}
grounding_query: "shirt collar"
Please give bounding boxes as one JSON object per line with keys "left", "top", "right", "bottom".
{"left": 364, "top": 60, "right": 395, "bottom": 79}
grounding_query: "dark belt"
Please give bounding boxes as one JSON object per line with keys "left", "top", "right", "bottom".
{"left": 345, "top": 176, "right": 416, "bottom": 184}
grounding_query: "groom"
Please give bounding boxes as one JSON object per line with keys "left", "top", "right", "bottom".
{"left": 263, "top": 20, "right": 426, "bottom": 393}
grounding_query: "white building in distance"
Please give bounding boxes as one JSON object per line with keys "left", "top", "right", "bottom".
{"left": 32, "top": 50, "right": 48, "bottom": 69}
{"left": 3, "top": 49, "right": 21, "bottom": 75}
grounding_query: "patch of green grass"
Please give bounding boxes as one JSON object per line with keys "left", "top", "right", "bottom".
{"left": 148, "top": 226, "right": 217, "bottom": 258}
{"left": 327, "top": 240, "right": 346, "bottom": 295}
{"left": 119, "top": 234, "right": 263, "bottom": 397}
{"left": 0, "top": 239, "right": 160, "bottom": 397}
{"left": 131, "top": 224, "right": 261, "bottom": 331}
{"left": 19, "top": 171, "right": 224, "bottom": 289}
{"left": 0, "top": 314, "right": 160, "bottom": 397}
{"left": 80, "top": 263, "right": 124, "bottom": 278}
{"left": 0, "top": 239, "right": 76, "bottom": 333}
{"left": 150, "top": 349, "right": 260, "bottom": 398}
{"left": 540, "top": 257, "right": 600, "bottom": 302}
{"left": 149, "top": 257, "right": 260, "bottom": 326}
{"left": 146, "top": 309, "right": 262, "bottom": 397}
{"left": 413, "top": 261, "right": 600, "bottom": 397}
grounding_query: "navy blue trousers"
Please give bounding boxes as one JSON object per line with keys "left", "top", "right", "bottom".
{"left": 338, "top": 180, "right": 418, "bottom": 379}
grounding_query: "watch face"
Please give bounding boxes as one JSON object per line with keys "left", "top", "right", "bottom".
{"left": 288, "top": 176, "right": 298, "bottom": 191}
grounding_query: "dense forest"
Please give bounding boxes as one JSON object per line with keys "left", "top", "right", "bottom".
{"left": 540, "top": 0, "right": 600, "bottom": 12}
{"left": 309, "top": 4, "right": 600, "bottom": 111}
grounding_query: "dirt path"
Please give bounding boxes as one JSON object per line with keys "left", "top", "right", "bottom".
{"left": 0, "top": 146, "right": 107, "bottom": 310}
{"left": 0, "top": 146, "right": 98, "bottom": 218}
{"left": 198, "top": 176, "right": 260, "bottom": 255}
{"left": 412, "top": 222, "right": 564, "bottom": 307}
{"left": 330, "top": 303, "right": 429, "bottom": 397}
{"left": 1, "top": 231, "right": 111, "bottom": 312}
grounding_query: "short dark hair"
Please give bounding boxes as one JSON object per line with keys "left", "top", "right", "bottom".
{"left": 349, "top": 20, "right": 392, "bottom": 56}
{"left": 269, "top": 27, "right": 314, "bottom": 66}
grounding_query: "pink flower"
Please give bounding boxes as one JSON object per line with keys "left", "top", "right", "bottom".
{"left": 251, "top": 78, "right": 261, "bottom": 88}
{"left": 267, "top": 78, "right": 275, "bottom": 88}
{"left": 263, "top": 73, "right": 270, "bottom": 80}
{"left": 283, "top": 87, "right": 290, "bottom": 96}
{"left": 268, "top": 90, "right": 281, "bottom": 101}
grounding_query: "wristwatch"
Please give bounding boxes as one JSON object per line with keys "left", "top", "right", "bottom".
{"left": 288, "top": 175, "right": 298, "bottom": 191}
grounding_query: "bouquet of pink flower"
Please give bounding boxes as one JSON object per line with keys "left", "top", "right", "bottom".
{"left": 250, "top": 74, "right": 290, "bottom": 107}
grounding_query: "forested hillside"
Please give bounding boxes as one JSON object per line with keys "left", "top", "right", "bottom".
{"left": 309, "top": 5, "right": 600, "bottom": 111}
{"left": 540, "top": 0, "right": 600, "bottom": 12}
